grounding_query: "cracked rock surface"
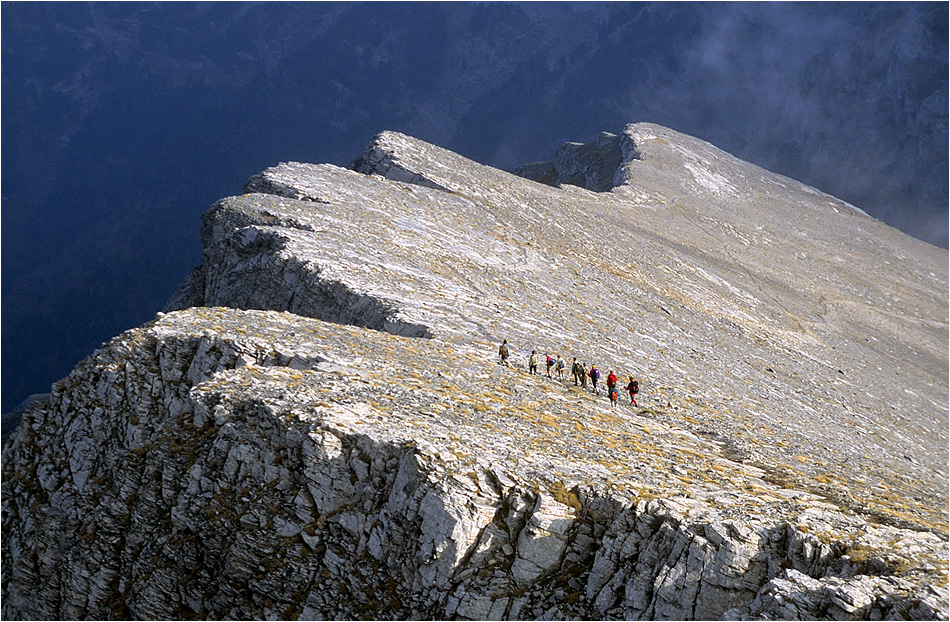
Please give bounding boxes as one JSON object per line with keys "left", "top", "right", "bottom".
{"left": 3, "top": 123, "right": 947, "bottom": 620}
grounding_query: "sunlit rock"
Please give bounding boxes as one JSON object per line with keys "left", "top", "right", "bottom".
{"left": 3, "top": 123, "right": 946, "bottom": 620}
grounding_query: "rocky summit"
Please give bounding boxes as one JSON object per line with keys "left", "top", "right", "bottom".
{"left": 3, "top": 123, "right": 947, "bottom": 620}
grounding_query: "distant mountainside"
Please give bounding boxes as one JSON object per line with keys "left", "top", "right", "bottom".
{"left": 2, "top": 2, "right": 947, "bottom": 417}
{"left": 3, "top": 124, "right": 946, "bottom": 620}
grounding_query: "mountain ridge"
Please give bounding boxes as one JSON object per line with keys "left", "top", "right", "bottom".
{"left": 5, "top": 2, "right": 945, "bottom": 420}
{"left": 3, "top": 123, "right": 946, "bottom": 620}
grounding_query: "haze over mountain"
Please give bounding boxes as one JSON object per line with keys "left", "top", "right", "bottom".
{"left": 1, "top": 2, "right": 947, "bottom": 415}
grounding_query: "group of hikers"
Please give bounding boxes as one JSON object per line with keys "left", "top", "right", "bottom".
{"left": 497, "top": 339, "right": 639, "bottom": 408}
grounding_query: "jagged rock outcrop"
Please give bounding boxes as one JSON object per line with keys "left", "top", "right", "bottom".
{"left": 1, "top": 393, "right": 49, "bottom": 448}
{"left": 514, "top": 131, "right": 633, "bottom": 192}
{"left": 4, "top": 123, "right": 947, "bottom": 620}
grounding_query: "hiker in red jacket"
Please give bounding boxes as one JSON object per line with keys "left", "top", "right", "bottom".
{"left": 606, "top": 370, "right": 618, "bottom": 393}
{"left": 627, "top": 377, "right": 639, "bottom": 406}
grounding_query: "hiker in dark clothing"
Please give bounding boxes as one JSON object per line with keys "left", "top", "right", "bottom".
{"left": 627, "top": 377, "right": 639, "bottom": 406}
{"left": 529, "top": 350, "right": 539, "bottom": 374}
{"left": 499, "top": 340, "right": 510, "bottom": 366}
{"left": 589, "top": 365, "right": 600, "bottom": 394}
{"left": 571, "top": 358, "right": 581, "bottom": 385}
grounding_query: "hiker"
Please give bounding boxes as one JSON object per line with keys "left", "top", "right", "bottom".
{"left": 609, "top": 385, "right": 619, "bottom": 407}
{"left": 581, "top": 363, "right": 589, "bottom": 389}
{"left": 498, "top": 339, "right": 510, "bottom": 366}
{"left": 546, "top": 353, "right": 555, "bottom": 378}
{"left": 571, "top": 358, "right": 581, "bottom": 385}
{"left": 528, "top": 350, "right": 539, "bottom": 374}
{"left": 589, "top": 365, "right": 600, "bottom": 394}
{"left": 556, "top": 355, "right": 566, "bottom": 380}
{"left": 627, "top": 377, "right": 639, "bottom": 406}
{"left": 606, "top": 370, "right": 618, "bottom": 394}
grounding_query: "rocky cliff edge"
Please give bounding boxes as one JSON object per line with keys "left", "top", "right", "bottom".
{"left": 3, "top": 123, "right": 947, "bottom": 620}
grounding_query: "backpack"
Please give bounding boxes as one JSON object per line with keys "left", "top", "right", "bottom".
{"left": 557, "top": 359, "right": 565, "bottom": 370}
{"left": 591, "top": 368, "right": 600, "bottom": 380}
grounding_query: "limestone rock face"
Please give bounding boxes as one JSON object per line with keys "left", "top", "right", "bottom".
{"left": 4, "top": 123, "right": 947, "bottom": 620}
{"left": 514, "top": 131, "right": 631, "bottom": 192}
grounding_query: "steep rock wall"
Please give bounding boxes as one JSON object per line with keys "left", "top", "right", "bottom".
{"left": 3, "top": 309, "right": 945, "bottom": 619}
{"left": 164, "top": 190, "right": 432, "bottom": 338}
{"left": 513, "top": 131, "right": 634, "bottom": 192}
